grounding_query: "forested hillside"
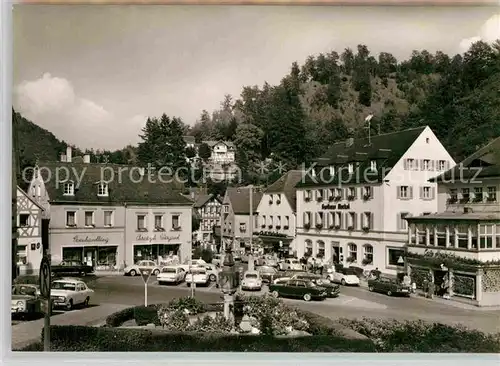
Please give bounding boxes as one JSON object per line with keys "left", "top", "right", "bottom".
{"left": 14, "top": 40, "right": 500, "bottom": 189}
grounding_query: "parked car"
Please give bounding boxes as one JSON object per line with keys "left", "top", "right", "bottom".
{"left": 241, "top": 270, "right": 262, "bottom": 291}
{"left": 185, "top": 267, "right": 210, "bottom": 287}
{"left": 124, "top": 260, "right": 161, "bottom": 277}
{"left": 368, "top": 276, "right": 411, "bottom": 297}
{"left": 178, "top": 259, "right": 207, "bottom": 272}
{"left": 291, "top": 273, "right": 340, "bottom": 298}
{"left": 50, "top": 260, "right": 94, "bottom": 277}
{"left": 327, "top": 267, "right": 360, "bottom": 286}
{"left": 50, "top": 279, "right": 94, "bottom": 310}
{"left": 257, "top": 265, "right": 278, "bottom": 283}
{"left": 202, "top": 263, "right": 221, "bottom": 282}
{"left": 212, "top": 254, "right": 225, "bottom": 267}
{"left": 269, "top": 279, "right": 328, "bottom": 301}
{"left": 157, "top": 266, "right": 186, "bottom": 285}
{"left": 278, "top": 258, "right": 302, "bottom": 271}
{"left": 11, "top": 284, "right": 42, "bottom": 316}
{"left": 263, "top": 255, "right": 278, "bottom": 268}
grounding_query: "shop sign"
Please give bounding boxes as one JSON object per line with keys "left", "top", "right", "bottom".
{"left": 136, "top": 234, "right": 181, "bottom": 243}
{"left": 321, "top": 203, "right": 350, "bottom": 210}
{"left": 73, "top": 235, "right": 109, "bottom": 244}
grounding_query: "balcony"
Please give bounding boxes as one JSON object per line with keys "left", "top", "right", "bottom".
{"left": 407, "top": 245, "right": 500, "bottom": 262}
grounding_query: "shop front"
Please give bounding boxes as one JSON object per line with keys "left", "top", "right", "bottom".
{"left": 255, "top": 231, "right": 293, "bottom": 257}
{"left": 132, "top": 233, "right": 183, "bottom": 265}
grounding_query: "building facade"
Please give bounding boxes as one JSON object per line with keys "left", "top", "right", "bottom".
{"left": 204, "top": 141, "right": 236, "bottom": 165}
{"left": 295, "top": 126, "right": 455, "bottom": 275}
{"left": 28, "top": 147, "right": 193, "bottom": 269}
{"left": 255, "top": 170, "right": 303, "bottom": 256}
{"left": 406, "top": 136, "right": 500, "bottom": 306}
{"left": 16, "top": 187, "right": 44, "bottom": 274}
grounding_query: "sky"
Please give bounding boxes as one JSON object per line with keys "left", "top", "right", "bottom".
{"left": 13, "top": 5, "right": 500, "bottom": 150}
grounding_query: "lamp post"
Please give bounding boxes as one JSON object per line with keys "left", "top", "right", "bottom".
{"left": 248, "top": 185, "right": 254, "bottom": 271}
{"left": 219, "top": 244, "right": 239, "bottom": 324}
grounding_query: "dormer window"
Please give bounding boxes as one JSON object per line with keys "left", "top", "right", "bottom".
{"left": 370, "top": 160, "right": 377, "bottom": 172}
{"left": 63, "top": 181, "right": 74, "bottom": 196}
{"left": 97, "top": 182, "right": 108, "bottom": 197}
{"left": 348, "top": 163, "right": 353, "bottom": 174}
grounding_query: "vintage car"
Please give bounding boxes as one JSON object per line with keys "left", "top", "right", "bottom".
{"left": 185, "top": 267, "right": 210, "bottom": 287}
{"left": 368, "top": 276, "right": 412, "bottom": 297}
{"left": 51, "top": 260, "right": 94, "bottom": 277}
{"left": 291, "top": 273, "right": 340, "bottom": 298}
{"left": 202, "top": 263, "right": 220, "bottom": 282}
{"left": 157, "top": 266, "right": 186, "bottom": 285}
{"left": 178, "top": 259, "right": 207, "bottom": 272}
{"left": 212, "top": 254, "right": 225, "bottom": 267}
{"left": 51, "top": 279, "right": 94, "bottom": 310}
{"left": 124, "top": 260, "right": 161, "bottom": 277}
{"left": 240, "top": 270, "right": 263, "bottom": 291}
{"left": 269, "top": 279, "right": 328, "bottom": 301}
{"left": 262, "top": 255, "right": 279, "bottom": 268}
{"left": 278, "top": 258, "right": 303, "bottom": 271}
{"left": 327, "top": 267, "right": 360, "bottom": 286}
{"left": 11, "top": 284, "right": 42, "bottom": 316}
{"left": 257, "top": 265, "right": 278, "bottom": 284}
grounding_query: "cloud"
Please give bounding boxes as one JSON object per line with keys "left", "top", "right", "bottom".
{"left": 14, "top": 73, "right": 146, "bottom": 150}
{"left": 459, "top": 13, "right": 500, "bottom": 53}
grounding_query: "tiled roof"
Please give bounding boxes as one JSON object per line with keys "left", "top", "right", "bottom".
{"left": 226, "top": 186, "right": 263, "bottom": 215}
{"left": 203, "top": 140, "right": 235, "bottom": 148}
{"left": 265, "top": 170, "right": 304, "bottom": 211}
{"left": 297, "top": 127, "right": 427, "bottom": 187}
{"left": 36, "top": 161, "right": 193, "bottom": 206}
{"left": 430, "top": 136, "right": 500, "bottom": 182}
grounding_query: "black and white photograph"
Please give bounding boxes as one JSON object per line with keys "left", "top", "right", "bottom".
{"left": 7, "top": 2, "right": 500, "bottom": 355}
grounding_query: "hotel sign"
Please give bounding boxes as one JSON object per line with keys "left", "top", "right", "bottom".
{"left": 321, "top": 203, "right": 350, "bottom": 210}
{"left": 73, "top": 235, "right": 109, "bottom": 244}
{"left": 136, "top": 234, "right": 181, "bottom": 243}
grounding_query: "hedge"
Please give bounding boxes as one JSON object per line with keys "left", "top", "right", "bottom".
{"left": 26, "top": 325, "right": 377, "bottom": 352}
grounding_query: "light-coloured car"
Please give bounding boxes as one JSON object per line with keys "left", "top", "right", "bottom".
{"left": 51, "top": 279, "right": 94, "bottom": 310}
{"left": 263, "top": 255, "right": 278, "bottom": 268}
{"left": 11, "top": 284, "right": 42, "bottom": 315}
{"left": 327, "top": 267, "right": 360, "bottom": 286}
{"left": 212, "top": 254, "right": 224, "bottom": 267}
{"left": 157, "top": 266, "right": 186, "bottom": 285}
{"left": 279, "top": 258, "right": 302, "bottom": 271}
{"left": 185, "top": 268, "right": 210, "bottom": 287}
{"left": 179, "top": 259, "right": 207, "bottom": 272}
{"left": 202, "top": 263, "right": 221, "bottom": 282}
{"left": 124, "top": 260, "right": 161, "bottom": 277}
{"left": 241, "top": 270, "right": 262, "bottom": 291}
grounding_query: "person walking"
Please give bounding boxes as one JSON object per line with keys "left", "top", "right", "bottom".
{"left": 427, "top": 279, "right": 435, "bottom": 299}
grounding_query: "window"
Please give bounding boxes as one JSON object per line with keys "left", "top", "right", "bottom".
{"left": 334, "top": 212, "right": 342, "bottom": 228}
{"left": 487, "top": 187, "right": 497, "bottom": 202}
{"left": 315, "top": 212, "right": 324, "bottom": 228}
{"left": 347, "top": 187, "right": 356, "bottom": 200}
{"left": 261, "top": 215, "right": 266, "bottom": 228}
{"left": 405, "top": 158, "right": 418, "bottom": 170}
{"left": 348, "top": 163, "right": 353, "bottom": 174}
{"left": 398, "top": 212, "right": 409, "bottom": 231}
{"left": 284, "top": 216, "right": 290, "bottom": 229}
{"left": 63, "top": 181, "right": 74, "bottom": 196}
{"left": 416, "top": 224, "right": 426, "bottom": 245}
{"left": 154, "top": 215, "right": 164, "bottom": 231}
{"left": 19, "top": 214, "right": 29, "bottom": 227}
{"left": 479, "top": 224, "right": 494, "bottom": 249}
{"left": 137, "top": 215, "right": 146, "bottom": 231}
{"left": 276, "top": 194, "right": 281, "bottom": 204}
{"left": 397, "top": 186, "right": 412, "bottom": 199}
{"left": 316, "top": 189, "right": 324, "bottom": 201}
{"left": 104, "top": 211, "right": 113, "bottom": 227}
{"left": 438, "top": 160, "right": 446, "bottom": 171}
{"left": 474, "top": 187, "right": 483, "bottom": 202}
{"left": 363, "top": 245, "right": 373, "bottom": 264}
{"left": 269, "top": 215, "right": 273, "bottom": 228}
{"left": 317, "top": 241, "right": 325, "bottom": 258}
{"left": 305, "top": 190, "right": 312, "bottom": 201}
{"left": 224, "top": 205, "right": 229, "bottom": 213}
{"left": 461, "top": 188, "right": 470, "bottom": 203}
{"left": 457, "top": 224, "right": 469, "bottom": 249}
{"left": 422, "top": 159, "right": 431, "bottom": 170}
{"left": 448, "top": 226, "right": 456, "bottom": 248}
{"left": 363, "top": 186, "right": 372, "bottom": 199}
{"left": 348, "top": 243, "right": 357, "bottom": 262}
{"left": 335, "top": 188, "right": 342, "bottom": 199}
{"left": 328, "top": 188, "right": 335, "bottom": 200}
{"left": 97, "top": 182, "right": 108, "bottom": 197}
{"left": 305, "top": 240, "right": 313, "bottom": 255}
{"left": 269, "top": 194, "right": 273, "bottom": 204}
{"left": 436, "top": 224, "right": 446, "bottom": 247}
{"left": 303, "top": 212, "right": 311, "bottom": 229}
{"left": 276, "top": 216, "right": 282, "bottom": 228}
{"left": 84, "top": 211, "right": 94, "bottom": 227}
{"left": 347, "top": 212, "right": 356, "bottom": 230}
{"left": 362, "top": 212, "right": 372, "bottom": 230}
{"left": 370, "top": 160, "right": 377, "bottom": 172}
{"left": 387, "top": 248, "right": 405, "bottom": 267}
{"left": 66, "top": 211, "right": 76, "bottom": 227}
{"left": 421, "top": 186, "right": 433, "bottom": 200}
{"left": 449, "top": 188, "right": 458, "bottom": 203}
{"left": 172, "top": 215, "right": 180, "bottom": 230}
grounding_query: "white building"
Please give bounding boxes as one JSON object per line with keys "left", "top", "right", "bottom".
{"left": 295, "top": 126, "right": 455, "bottom": 275}
{"left": 183, "top": 188, "right": 222, "bottom": 245}
{"left": 255, "top": 170, "right": 303, "bottom": 256}
{"left": 16, "top": 187, "right": 44, "bottom": 274}
{"left": 406, "top": 136, "right": 500, "bottom": 306}
{"left": 204, "top": 141, "right": 236, "bottom": 165}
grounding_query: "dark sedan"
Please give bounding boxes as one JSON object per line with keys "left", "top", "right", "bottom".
{"left": 269, "top": 279, "right": 328, "bottom": 301}
{"left": 292, "top": 273, "right": 340, "bottom": 298}
{"left": 368, "top": 276, "right": 411, "bottom": 297}
{"left": 51, "top": 260, "right": 94, "bottom": 277}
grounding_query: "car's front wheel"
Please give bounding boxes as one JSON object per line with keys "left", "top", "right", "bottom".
{"left": 303, "top": 293, "right": 312, "bottom": 302}
{"left": 368, "top": 285, "right": 374, "bottom": 292}
{"left": 387, "top": 290, "right": 393, "bottom": 296}
{"left": 65, "top": 300, "right": 73, "bottom": 311}
{"left": 209, "top": 274, "right": 216, "bottom": 282}
{"left": 153, "top": 269, "right": 160, "bottom": 276}
{"left": 271, "top": 290, "right": 279, "bottom": 298}
{"left": 129, "top": 269, "right": 137, "bottom": 276}
{"left": 83, "top": 297, "right": 90, "bottom": 307}
{"left": 341, "top": 279, "right": 346, "bottom": 286}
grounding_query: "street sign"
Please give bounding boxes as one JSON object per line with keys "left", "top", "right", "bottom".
{"left": 39, "top": 256, "right": 51, "bottom": 299}
{"left": 139, "top": 267, "right": 152, "bottom": 283}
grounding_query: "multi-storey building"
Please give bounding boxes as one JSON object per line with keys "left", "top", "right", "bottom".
{"left": 255, "top": 170, "right": 303, "bottom": 256}
{"left": 28, "top": 147, "right": 193, "bottom": 270}
{"left": 406, "top": 136, "right": 500, "bottom": 306}
{"left": 221, "top": 186, "right": 263, "bottom": 251}
{"left": 204, "top": 141, "right": 236, "bottom": 165}
{"left": 184, "top": 188, "right": 222, "bottom": 244}
{"left": 295, "top": 126, "right": 455, "bottom": 275}
{"left": 16, "top": 186, "right": 44, "bottom": 274}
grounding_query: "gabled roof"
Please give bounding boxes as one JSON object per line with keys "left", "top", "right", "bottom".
{"left": 17, "top": 186, "right": 45, "bottom": 211}
{"left": 297, "top": 126, "right": 427, "bottom": 187}
{"left": 430, "top": 136, "right": 500, "bottom": 182}
{"left": 183, "top": 136, "right": 196, "bottom": 144}
{"left": 203, "top": 140, "right": 235, "bottom": 149}
{"left": 265, "top": 170, "right": 304, "bottom": 211}
{"left": 194, "top": 194, "right": 220, "bottom": 208}
{"left": 35, "top": 161, "right": 193, "bottom": 206}
{"left": 226, "top": 186, "right": 263, "bottom": 215}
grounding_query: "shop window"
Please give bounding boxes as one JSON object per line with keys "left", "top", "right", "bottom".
{"left": 387, "top": 248, "right": 405, "bottom": 267}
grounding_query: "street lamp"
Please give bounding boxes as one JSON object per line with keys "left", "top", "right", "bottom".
{"left": 248, "top": 185, "right": 255, "bottom": 271}
{"left": 219, "top": 244, "right": 240, "bottom": 323}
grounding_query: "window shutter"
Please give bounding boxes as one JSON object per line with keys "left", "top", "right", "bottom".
{"left": 409, "top": 186, "right": 414, "bottom": 199}
{"left": 354, "top": 187, "right": 357, "bottom": 199}
{"left": 431, "top": 187, "right": 436, "bottom": 200}
{"left": 370, "top": 212, "right": 374, "bottom": 229}
{"left": 403, "top": 159, "right": 408, "bottom": 170}
{"left": 397, "top": 213, "right": 401, "bottom": 230}
{"left": 420, "top": 159, "right": 424, "bottom": 171}
{"left": 303, "top": 212, "right": 307, "bottom": 225}
{"left": 430, "top": 160, "right": 435, "bottom": 170}
{"left": 445, "top": 161, "right": 450, "bottom": 170}
{"left": 419, "top": 186, "right": 424, "bottom": 199}
{"left": 396, "top": 186, "right": 401, "bottom": 199}
{"left": 414, "top": 160, "right": 419, "bottom": 170}
{"left": 353, "top": 213, "right": 357, "bottom": 229}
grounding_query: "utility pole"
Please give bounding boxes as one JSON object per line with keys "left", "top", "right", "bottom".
{"left": 12, "top": 110, "right": 19, "bottom": 281}
{"left": 248, "top": 185, "right": 254, "bottom": 271}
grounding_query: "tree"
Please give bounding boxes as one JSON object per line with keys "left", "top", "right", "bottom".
{"left": 186, "top": 146, "right": 197, "bottom": 159}
{"left": 198, "top": 143, "right": 212, "bottom": 162}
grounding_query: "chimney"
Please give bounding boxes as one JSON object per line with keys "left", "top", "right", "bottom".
{"left": 83, "top": 154, "right": 90, "bottom": 163}
{"left": 66, "top": 146, "right": 72, "bottom": 162}
{"left": 60, "top": 153, "right": 67, "bottom": 162}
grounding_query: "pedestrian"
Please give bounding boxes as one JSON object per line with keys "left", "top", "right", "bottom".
{"left": 411, "top": 282, "right": 416, "bottom": 294}
{"left": 428, "top": 280, "right": 435, "bottom": 299}
{"left": 372, "top": 267, "right": 381, "bottom": 279}
{"left": 403, "top": 274, "right": 411, "bottom": 287}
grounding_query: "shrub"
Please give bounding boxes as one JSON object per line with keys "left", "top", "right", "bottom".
{"left": 192, "top": 247, "right": 214, "bottom": 264}
{"left": 14, "top": 275, "right": 39, "bottom": 285}
{"left": 166, "top": 297, "right": 205, "bottom": 314}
